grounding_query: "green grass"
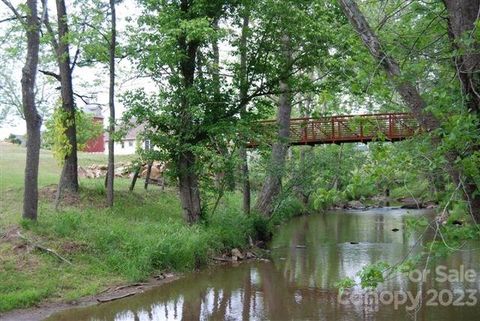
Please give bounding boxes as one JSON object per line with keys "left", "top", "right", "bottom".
{"left": 0, "top": 143, "right": 261, "bottom": 313}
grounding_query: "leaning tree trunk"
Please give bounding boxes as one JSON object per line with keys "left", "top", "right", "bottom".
{"left": 20, "top": 0, "right": 41, "bottom": 220}
{"left": 255, "top": 34, "right": 293, "bottom": 217}
{"left": 55, "top": 0, "right": 78, "bottom": 194}
{"left": 106, "top": 0, "right": 116, "bottom": 207}
{"left": 339, "top": 0, "right": 480, "bottom": 222}
{"left": 338, "top": 0, "right": 439, "bottom": 131}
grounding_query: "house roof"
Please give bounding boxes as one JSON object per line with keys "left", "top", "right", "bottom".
{"left": 104, "top": 122, "right": 145, "bottom": 142}
{"left": 83, "top": 105, "right": 103, "bottom": 118}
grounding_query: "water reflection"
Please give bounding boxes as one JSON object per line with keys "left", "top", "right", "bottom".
{"left": 46, "top": 209, "right": 480, "bottom": 321}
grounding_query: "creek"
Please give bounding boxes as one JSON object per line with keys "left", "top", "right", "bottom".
{"left": 45, "top": 208, "right": 480, "bottom": 321}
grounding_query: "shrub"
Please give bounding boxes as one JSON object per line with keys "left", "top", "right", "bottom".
{"left": 312, "top": 188, "right": 343, "bottom": 210}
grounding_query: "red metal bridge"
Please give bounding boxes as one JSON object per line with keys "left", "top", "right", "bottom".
{"left": 248, "top": 112, "right": 419, "bottom": 147}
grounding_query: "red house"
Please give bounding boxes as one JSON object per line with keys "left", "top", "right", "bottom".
{"left": 83, "top": 106, "right": 105, "bottom": 153}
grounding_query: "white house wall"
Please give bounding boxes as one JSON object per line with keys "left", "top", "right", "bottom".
{"left": 105, "top": 140, "right": 138, "bottom": 155}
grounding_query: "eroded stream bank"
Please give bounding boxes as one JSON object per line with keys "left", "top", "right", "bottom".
{"left": 9, "top": 208, "right": 480, "bottom": 321}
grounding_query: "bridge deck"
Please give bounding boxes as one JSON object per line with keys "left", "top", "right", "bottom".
{"left": 247, "top": 113, "right": 419, "bottom": 147}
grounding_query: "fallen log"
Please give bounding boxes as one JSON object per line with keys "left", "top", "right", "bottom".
{"left": 114, "top": 283, "right": 148, "bottom": 291}
{"left": 212, "top": 257, "right": 232, "bottom": 262}
{"left": 97, "top": 292, "right": 137, "bottom": 303}
{"left": 17, "top": 232, "right": 72, "bottom": 265}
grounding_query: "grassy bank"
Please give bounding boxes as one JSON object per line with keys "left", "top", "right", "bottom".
{"left": 0, "top": 143, "right": 262, "bottom": 313}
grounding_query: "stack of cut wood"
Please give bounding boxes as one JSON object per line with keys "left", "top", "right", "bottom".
{"left": 78, "top": 161, "right": 167, "bottom": 181}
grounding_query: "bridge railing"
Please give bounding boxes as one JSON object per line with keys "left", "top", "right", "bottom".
{"left": 248, "top": 113, "right": 419, "bottom": 147}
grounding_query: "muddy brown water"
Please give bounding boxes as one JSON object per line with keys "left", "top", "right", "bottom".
{"left": 45, "top": 208, "right": 480, "bottom": 321}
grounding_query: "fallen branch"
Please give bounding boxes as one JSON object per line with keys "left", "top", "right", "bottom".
{"left": 212, "top": 257, "right": 232, "bottom": 262}
{"left": 17, "top": 232, "right": 72, "bottom": 265}
{"left": 97, "top": 292, "right": 137, "bottom": 303}
{"left": 114, "top": 283, "right": 147, "bottom": 291}
{"left": 97, "top": 287, "right": 112, "bottom": 295}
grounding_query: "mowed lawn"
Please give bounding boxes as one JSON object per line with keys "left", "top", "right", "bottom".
{"left": 0, "top": 142, "right": 255, "bottom": 313}
{"left": 1, "top": 144, "right": 57, "bottom": 226}
{"left": 0, "top": 143, "right": 134, "bottom": 225}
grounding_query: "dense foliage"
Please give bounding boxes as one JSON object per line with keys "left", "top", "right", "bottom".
{"left": 43, "top": 106, "right": 103, "bottom": 162}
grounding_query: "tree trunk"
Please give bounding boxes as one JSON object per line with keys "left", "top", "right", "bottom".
{"left": 442, "top": 0, "right": 480, "bottom": 220}
{"left": 255, "top": 34, "right": 293, "bottom": 217}
{"left": 129, "top": 165, "right": 140, "bottom": 191}
{"left": 21, "top": 0, "right": 41, "bottom": 220}
{"left": 144, "top": 161, "right": 152, "bottom": 190}
{"left": 443, "top": 0, "right": 480, "bottom": 117}
{"left": 106, "top": 0, "right": 116, "bottom": 207}
{"left": 210, "top": 20, "right": 235, "bottom": 192}
{"left": 55, "top": 0, "right": 78, "bottom": 193}
{"left": 239, "top": 146, "right": 251, "bottom": 214}
{"left": 176, "top": 0, "right": 202, "bottom": 223}
{"left": 294, "top": 146, "right": 309, "bottom": 206}
{"left": 294, "top": 91, "right": 314, "bottom": 205}
{"left": 178, "top": 151, "right": 202, "bottom": 224}
{"left": 239, "top": 12, "right": 251, "bottom": 214}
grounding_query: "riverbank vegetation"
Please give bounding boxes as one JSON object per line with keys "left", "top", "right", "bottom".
{"left": 0, "top": 143, "right": 268, "bottom": 312}
{"left": 1, "top": 0, "right": 480, "bottom": 315}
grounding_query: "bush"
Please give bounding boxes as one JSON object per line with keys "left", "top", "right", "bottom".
{"left": 312, "top": 188, "right": 343, "bottom": 210}
{"left": 5, "top": 134, "right": 22, "bottom": 145}
{"left": 344, "top": 168, "right": 375, "bottom": 200}
{"left": 27, "top": 189, "right": 261, "bottom": 282}
{"left": 269, "top": 196, "right": 305, "bottom": 226}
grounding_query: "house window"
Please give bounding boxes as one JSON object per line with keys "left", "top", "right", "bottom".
{"left": 121, "top": 141, "right": 124, "bottom": 148}
{"left": 145, "top": 139, "right": 151, "bottom": 150}
{"left": 128, "top": 140, "right": 133, "bottom": 147}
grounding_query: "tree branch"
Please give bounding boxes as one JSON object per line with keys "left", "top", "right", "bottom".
{"left": 0, "top": 0, "right": 25, "bottom": 24}
{"left": 73, "top": 92, "right": 101, "bottom": 105}
{"left": 41, "top": 0, "right": 59, "bottom": 52}
{"left": 39, "top": 69, "right": 61, "bottom": 81}
{"left": 82, "top": 21, "right": 110, "bottom": 44}
{"left": 70, "top": 15, "right": 89, "bottom": 72}
{"left": 0, "top": 15, "right": 26, "bottom": 23}
{"left": 70, "top": 47, "right": 80, "bottom": 71}
{"left": 17, "top": 232, "right": 72, "bottom": 265}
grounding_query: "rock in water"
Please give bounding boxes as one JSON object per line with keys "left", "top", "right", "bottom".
{"left": 346, "top": 200, "right": 364, "bottom": 209}
{"left": 231, "top": 248, "right": 244, "bottom": 260}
